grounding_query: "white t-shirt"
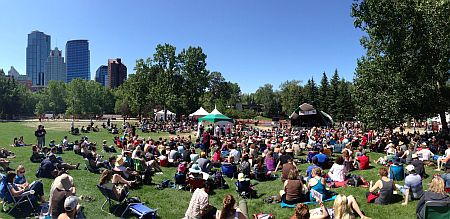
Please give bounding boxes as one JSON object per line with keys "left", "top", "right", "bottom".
{"left": 329, "top": 163, "right": 345, "bottom": 182}
{"left": 418, "top": 149, "right": 433, "bottom": 161}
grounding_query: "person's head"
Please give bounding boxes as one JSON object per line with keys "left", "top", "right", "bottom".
{"left": 200, "top": 151, "right": 206, "bottom": 158}
{"left": 220, "top": 194, "right": 236, "bottom": 219}
{"left": 378, "top": 167, "right": 388, "bottom": 178}
{"left": 55, "top": 174, "right": 74, "bottom": 191}
{"left": 242, "top": 154, "right": 249, "bottom": 162}
{"left": 312, "top": 167, "right": 322, "bottom": 177}
{"left": 6, "top": 171, "right": 16, "bottom": 183}
{"left": 288, "top": 169, "right": 299, "bottom": 180}
{"left": 335, "top": 156, "right": 344, "bottom": 165}
{"left": 99, "top": 170, "right": 113, "bottom": 185}
{"left": 319, "top": 148, "right": 324, "bottom": 154}
{"left": 32, "top": 145, "right": 38, "bottom": 152}
{"left": 293, "top": 203, "right": 310, "bottom": 219}
{"left": 429, "top": 176, "right": 446, "bottom": 194}
{"left": 333, "top": 195, "right": 352, "bottom": 219}
{"left": 108, "top": 155, "right": 116, "bottom": 164}
{"left": 16, "top": 165, "right": 25, "bottom": 176}
{"left": 64, "top": 196, "right": 79, "bottom": 216}
{"left": 342, "top": 150, "right": 349, "bottom": 158}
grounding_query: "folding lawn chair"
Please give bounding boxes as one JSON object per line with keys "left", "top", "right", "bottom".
{"left": 97, "top": 184, "right": 131, "bottom": 216}
{"left": 424, "top": 200, "right": 450, "bottom": 219}
{"left": 235, "top": 179, "right": 254, "bottom": 199}
{"left": 3, "top": 183, "right": 35, "bottom": 213}
{"left": 123, "top": 203, "right": 157, "bottom": 219}
{"left": 84, "top": 158, "right": 100, "bottom": 173}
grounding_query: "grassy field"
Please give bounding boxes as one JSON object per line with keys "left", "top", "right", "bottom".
{"left": 0, "top": 122, "right": 434, "bottom": 219}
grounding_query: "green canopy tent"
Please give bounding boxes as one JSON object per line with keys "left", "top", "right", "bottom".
{"left": 198, "top": 113, "right": 233, "bottom": 123}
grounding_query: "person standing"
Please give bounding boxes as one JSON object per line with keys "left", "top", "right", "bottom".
{"left": 35, "top": 125, "right": 47, "bottom": 148}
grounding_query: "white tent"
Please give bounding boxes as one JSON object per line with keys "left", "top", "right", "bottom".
{"left": 154, "top": 110, "right": 176, "bottom": 121}
{"left": 210, "top": 107, "right": 222, "bottom": 115}
{"left": 189, "top": 107, "right": 209, "bottom": 118}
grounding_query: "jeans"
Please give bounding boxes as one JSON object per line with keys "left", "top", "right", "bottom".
{"left": 37, "top": 137, "right": 45, "bottom": 148}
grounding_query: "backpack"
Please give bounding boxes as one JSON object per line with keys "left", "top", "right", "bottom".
{"left": 347, "top": 175, "right": 363, "bottom": 187}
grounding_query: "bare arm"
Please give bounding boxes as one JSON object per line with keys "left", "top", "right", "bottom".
{"left": 369, "top": 180, "right": 381, "bottom": 193}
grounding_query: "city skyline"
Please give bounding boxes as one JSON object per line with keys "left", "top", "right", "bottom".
{"left": 0, "top": 1, "right": 365, "bottom": 93}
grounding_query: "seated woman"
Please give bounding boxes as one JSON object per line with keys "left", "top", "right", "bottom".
{"left": 368, "top": 167, "right": 394, "bottom": 205}
{"left": 342, "top": 150, "right": 354, "bottom": 173}
{"left": 99, "top": 170, "right": 132, "bottom": 200}
{"left": 388, "top": 158, "right": 404, "bottom": 181}
{"left": 5, "top": 171, "right": 41, "bottom": 203}
{"left": 280, "top": 169, "right": 304, "bottom": 205}
{"left": 333, "top": 194, "right": 371, "bottom": 219}
{"left": 308, "top": 168, "right": 327, "bottom": 202}
{"left": 30, "top": 145, "right": 46, "bottom": 163}
{"left": 253, "top": 156, "right": 268, "bottom": 181}
{"left": 239, "top": 154, "right": 251, "bottom": 177}
{"left": 328, "top": 156, "right": 346, "bottom": 183}
{"left": 86, "top": 146, "right": 106, "bottom": 169}
{"left": 215, "top": 194, "right": 247, "bottom": 219}
{"left": 14, "top": 165, "right": 45, "bottom": 202}
{"left": 416, "top": 176, "right": 450, "bottom": 219}
{"left": 265, "top": 151, "right": 276, "bottom": 173}
{"left": 113, "top": 155, "right": 136, "bottom": 180}
{"left": 290, "top": 201, "right": 329, "bottom": 219}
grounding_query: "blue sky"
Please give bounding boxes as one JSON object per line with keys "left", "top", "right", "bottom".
{"left": 0, "top": 0, "right": 365, "bottom": 93}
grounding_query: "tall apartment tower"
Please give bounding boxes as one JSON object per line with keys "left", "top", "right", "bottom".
{"left": 26, "top": 30, "right": 51, "bottom": 86}
{"left": 44, "top": 47, "right": 66, "bottom": 85}
{"left": 107, "top": 58, "right": 127, "bottom": 88}
{"left": 66, "top": 40, "right": 90, "bottom": 82}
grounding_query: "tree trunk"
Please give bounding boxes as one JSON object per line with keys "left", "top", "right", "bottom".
{"left": 440, "top": 111, "right": 448, "bottom": 134}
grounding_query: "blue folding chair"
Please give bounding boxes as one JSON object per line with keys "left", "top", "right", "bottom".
{"left": 124, "top": 203, "right": 157, "bottom": 219}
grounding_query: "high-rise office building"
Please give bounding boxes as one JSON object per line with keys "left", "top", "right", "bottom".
{"left": 66, "top": 40, "right": 90, "bottom": 82}
{"left": 26, "top": 30, "right": 51, "bottom": 86}
{"left": 44, "top": 47, "right": 66, "bottom": 85}
{"left": 95, "top": 65, "right": 108, "bottom": 86}
{"left": 107, "top": 58, "right": 127, "bottom": 88}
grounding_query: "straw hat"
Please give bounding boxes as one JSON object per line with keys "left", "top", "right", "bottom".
{"left": 115, "top": 155, "right": 125, "bottom": 166}
{"left": 55, "top": 174, "right": 74, "bottom": 191}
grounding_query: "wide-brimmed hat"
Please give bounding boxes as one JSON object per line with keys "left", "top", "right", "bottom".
{"left": 55, "top": 174, "right": 74, "bottom": 191}
{"left": 115, "top": 155, "right": 125, "bottom": 166}
{"left": 189, "top": 163, "right": 201, "bottom": 173}
{"left": 406, "top": 165, "right": 415, "bottom": 172}
{"left": 412, "top": 153, "right": 418, "bottom": 159}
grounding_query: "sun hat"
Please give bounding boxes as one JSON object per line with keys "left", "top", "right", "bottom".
{"left": 412, "top": 153, "right": 418, "bottom": 159}
{"left": 406, "top": 165, "right": 415, "bottom": 172}
{"left": 64, "top": 196, "right": 79, "bottom": 212}
{"left": 115, "top": 155, "right": 125, "bottom": 166}
{"left": 189, "top": 163, "right": 201, "bottom": 173}
{"left": 55, "top": 174, "right": 74, "bottom": 191}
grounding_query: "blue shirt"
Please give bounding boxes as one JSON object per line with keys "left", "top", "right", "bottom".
{"left": 306, "top": 165, "right": 320, "bottom": 180}
{"left": 14, "top": 175, "right": 26, "bottom": 185}
{"left": 441, "top": 173, "right": 450, "bottom": 189}
{"left": 404, "top": 173, "right": 423, "bottom": 199}
{"left": 314, "top": 153, "right": 329, "bottom": 164}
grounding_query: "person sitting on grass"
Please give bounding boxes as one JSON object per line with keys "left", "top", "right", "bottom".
{"left": 280, "top": 169, "right": 304, "bottom": 205}
{"left": 388, "top": 158, "right": 404, "bottom": 181}
{"left": 411, "top": 153, "right": 425, "bottom": 178}
{"left": 416, "top": 176, "right": 450, "bottom": 219}
{"left": 30, "top": 145, "right": 46, "bottom": 163}
{"left": 306, "top": 157, "right": 321, "bottom": 182}
{"left": 281, "top": 157, "right": 297, "bottom": 182}
{"left": 313, "top": 149, "right": 330, "bottom": 169}
{"left": 367, "top": 167, "right": 394, "bottom": 205}
{"left": 354, "top": 150, "right": 370, "bottom": 170}
{"left": 14, "top": 165, "right": 45, "bottom": 202}
{"left": 215, "top": 194, "right": 247, "bottom": 219}
{"left": 435, "top": 144, "right": 450, "bottom": 171}
{"left": 333, "top": 194, "right": 371, "bottom": 219}
{"left": 328, "top": 156, "right": 347, "bottom": 183}
{"left": 416, "top": 143, "right": 434, "bottom": 166}
{"left": 290, "top": 201, "right": 329, "bottom": 219}
{"left": 99, "top": 170, "right": 133, "bottom": 200}
{"left": 197, "top": 152, "right": 212, "bottom": 174}
{"left": 441, "top": 163, "right": 450, "bottom": 192}
{"left": 254, "top": 156, "right": 269, "bottom": 181}
{"left": 49, "top": 173, "right": 76, "bottom": 219}
{"left": 265, "top": 151, "right": 276, "bottom": 173}
{"left": 239, "top": 154, "right": 251, "bottom": 178}
{"left": 396, "top": 165, "right": 423, "bottom": 206}
{"left": 86, "top": 146, "right": 106, "bottom": 170}
{"left": 57, "top": 196, "right": 81, "bottom": 219}
{"left": 184, "top": 181, "right": 216, "bottom": 219}
{"left": 308, "top": 168, "right": 327, "bottom": 202}
{"left": 400, "top": 144, "right": 415, "bottom": 164}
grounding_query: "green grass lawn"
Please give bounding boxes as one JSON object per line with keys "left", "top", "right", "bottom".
{"left": 0, "top": 122, "right": 434, "bottom": 218}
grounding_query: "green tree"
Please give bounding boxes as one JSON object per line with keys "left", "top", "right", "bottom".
{"left": 319, "top": 72, "right": 330, "bottom": 113}
{"left": 303, "top": 78, "right": 319, "bottom": 107}
{"left": 352, "top": 0, "right": 450, "bottom": 130}
{"left": 45, "top": 81, "right": 67, "bottom": 115}
{"left": 254, "top": 84, "right": 279, "bottom": 117}
{"left": 328, "top": 69, "right": 340, "bottom": 118}
{"left": 279, "top": 80, "right": 303, "bottom": 116}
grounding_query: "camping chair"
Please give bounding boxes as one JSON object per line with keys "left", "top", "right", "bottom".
{"left": 235, "top": 179, "right": 254, "bottom": 199}
{"left": 424, "top": 200, "right": 450, "bottom": 219}
{"left": 84, "top": 158, "right": 100, "bottom": 173}
{"left": 187, "top": 177, "right": 205, "bottom": 192}
{"left": 3, "top": 183, "right": 35, "bottom": 213}
{"left": 123, "top": 203, "right": 157, "bottom": 219}
{"left": 221, "top": 163, "right": 237, "bottom": 178}
{"left": 97, "top": 184, "right": 131, "bottom": 216}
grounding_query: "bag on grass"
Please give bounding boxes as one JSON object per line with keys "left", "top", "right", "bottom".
{"left": 367, "top": 193, "right": 379, "bottom": 203}
{"left": 253, "top": 213, "right": 275, "bottom": 219}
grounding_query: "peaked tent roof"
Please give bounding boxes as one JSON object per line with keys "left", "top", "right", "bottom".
{"left": 198, "top": 113, "right": 233, "bottom": 123}
{"left": 189, "top": 107, "right": 209, "bottom": 117}
{"left": 210, "top": 106, "right": 222, "bottom": 115}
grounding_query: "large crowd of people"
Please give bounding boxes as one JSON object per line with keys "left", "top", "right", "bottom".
{"left": 1, "top": 119, "right": 450, "bottom": 219}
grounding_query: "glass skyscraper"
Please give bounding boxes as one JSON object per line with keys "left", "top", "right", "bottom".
{"left": 66, "top": 40, "right": 90, "bottom": 82}
{"left": 26, "top": 30, "right": 51, "bottom": 86}
{"left": 44, "top": 47, "right": 66, "bottom": 85}
{"left": 95, "top": 65, "right": 108, "bottom": 86}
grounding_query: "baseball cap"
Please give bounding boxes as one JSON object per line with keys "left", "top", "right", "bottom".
{"left": 64, "top": 196, "right": 79, "bottom": 212}
{"left": 406, "top": 165, "right": 415, "bottom": 172}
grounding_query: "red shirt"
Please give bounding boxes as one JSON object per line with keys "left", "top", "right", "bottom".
{"left": 357, "top": 155, "right": 369, "bottom": 170}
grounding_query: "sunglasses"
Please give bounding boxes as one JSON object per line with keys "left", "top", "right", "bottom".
{"left": 19, "top": 171, "right": 25, "bottom": 174}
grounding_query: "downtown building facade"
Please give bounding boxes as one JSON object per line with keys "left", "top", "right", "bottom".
{"left": 107, "top": 58, "right": 127, "bottom": 88}
{"left": 26, "top": 30, "right": 51, "bottom": 86}
{"left": 44, "top": 47, "right": 66, "bottom": 85}
{"left": 66, "top": 40, "right": 90, "bottom": 82}
{"left": 95, "top": 65, "right": 108, "bottom": 86}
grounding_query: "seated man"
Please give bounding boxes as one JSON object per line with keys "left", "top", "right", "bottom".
{"left": 50, "top": 174, "right": 77, "bottom": 219}
{"left": 57, "top": 196, "right": 81, "bottom": 219}
{"left": 313, "top": 149, "right": 330, "bottom": 169}
{"left": 354, "top": 151, "right": 370, "bottom": 170}
{"left": 197, "top": 152, "right": 212, "bottom": 173}
{"left": 396, "top": 165, "right": 423, "bottom": 206}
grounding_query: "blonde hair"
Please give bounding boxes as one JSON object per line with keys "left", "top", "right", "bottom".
{"left": 333, "top": 195, "right": 353, "bottom": 219}
{"left": 429, "top": 176, "right": 446, "bottom": 194}
{"left": 16, "top": 165, "right": 25, "bottom": 173}
{"left": 312, "top": 167, "right": 322, "bottom": 177}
